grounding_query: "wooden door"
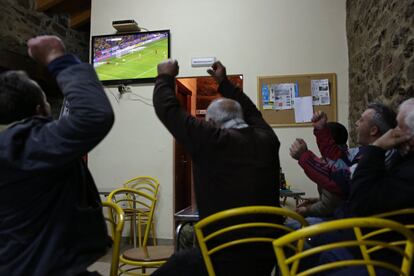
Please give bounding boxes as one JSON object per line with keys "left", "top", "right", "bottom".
{"left": 173, "top": 75, "right": 243, "bottom": 213}
{"left": 174, "top": 81, "right": 193, "bottom": 213}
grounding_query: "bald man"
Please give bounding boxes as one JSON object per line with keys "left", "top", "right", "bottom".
{"left": 152, "top": 60, "right": 281, "bottom": 276}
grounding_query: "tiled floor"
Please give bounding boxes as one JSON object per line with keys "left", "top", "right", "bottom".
{"left": 88, "top": 239, "right": 173, "bottom": 276}
{"left": 88, "top": 261, "right": 111, "bottom": 276}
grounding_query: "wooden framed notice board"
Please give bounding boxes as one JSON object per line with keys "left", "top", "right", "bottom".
{"left": 257, "top": 73, "right": 337, "bottom": 127}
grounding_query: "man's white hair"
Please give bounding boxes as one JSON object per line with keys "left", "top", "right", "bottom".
{"left": 399, "top": 98, "right": 414, "bottom": 135}
{"left": 405, "top": 109, "right": 414, "bottom": 135}
{"left": 206, "top": 98, "right": 247, "bottom": 129}
{"left": 399, "top": 98, "right": 414, "bottom": 114}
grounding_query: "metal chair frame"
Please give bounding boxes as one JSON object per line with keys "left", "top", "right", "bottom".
{"left": 273, "top": 217, "right": 414, "bottom": 276}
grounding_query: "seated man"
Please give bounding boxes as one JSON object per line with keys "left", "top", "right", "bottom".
{"left": 350, "top": 98, "right": 414, "bottom": 215}
{"left": 0, "top": 36, "right": 114, "bottom": 275}
{"left": 316, "top": 98, "right": 414, "bottom": 275}
{"left": 288, "top": 122, "right": 348, "bottom": 225}
{"left": 152, "top": 60, "right": 281, "bottom": 276}
{"left": 295, "top": 105, "right": 396, "bottom": 200}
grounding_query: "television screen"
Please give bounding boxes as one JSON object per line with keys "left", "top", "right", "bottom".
{"left": 91, "top": 30, "right": 170, "bottom": 85}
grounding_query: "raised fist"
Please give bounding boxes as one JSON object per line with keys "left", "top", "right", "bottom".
{"left": 27, "top": 35, "right": 66, "bottom": 66}
{"left": 311, "top": 111, "right": 328, "bottom": 129}
{"left": 289, "top": 138, "right": 308, "bottom": 160}
{"left": 207, "top": 61, "right": 227, "bottom": 84}
{"left": 157, "top": 59, "right": 179, "bottom": 77}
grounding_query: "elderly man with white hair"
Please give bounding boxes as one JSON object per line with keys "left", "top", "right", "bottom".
{"left": 152, "top": 60, "right": 281, "bottom": 276}
{"left": 349, "top": 98, "right": 414, "bottom": 216}
{"left": 309, "top": 99, "right": 414, "bottom": 276}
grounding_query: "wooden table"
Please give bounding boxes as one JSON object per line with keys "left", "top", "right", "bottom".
{"left": 98, "top": 187, "right": 117, "bottom": 197}
{"left": 174, "top": 206, "right": 199, "bottom": 251}
{"left": 280, "top": 188, "right": 305, "bottom": 206}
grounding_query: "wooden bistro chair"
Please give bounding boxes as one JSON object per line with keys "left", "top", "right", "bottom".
{"left": 374, "top": 208, "right": 414, "bottom": 234}
{"left": 102, "top": 201, "right": 125, "bottom": 276}
{"left": 108, "top": 188, "right": 174, "bottom": 275}
{"left": 273, "top": 217, "right": 414, "bottom": 276}
{"left": 194, "top": 206, "right": 308, "bottom": 276}
{"left": 123, "top": 176, "right": 160, "bottom": 247}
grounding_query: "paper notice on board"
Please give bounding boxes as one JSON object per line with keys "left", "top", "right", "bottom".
{"left": 293, "top": 96, "right": 313, "bottom": 123}
{"left": 270, "top": 83, "right": 294, "bottom": 110}
{"left": 311, "top": 79, "right": 330, "bottom": 105}
{"left": 261, "top": 83, "right": 273, "bottom": 110}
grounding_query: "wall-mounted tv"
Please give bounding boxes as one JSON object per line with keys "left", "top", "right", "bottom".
{"left": 91, "top": 30, "right": 170, "bottom": 85}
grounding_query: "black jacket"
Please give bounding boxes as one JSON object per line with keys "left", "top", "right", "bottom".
{"left": 154, "top": 75, "right": 281, "bottom": 275}
{"left": 0, "top": 61, "right": 114, "bottom": 275}
{"left": 153, "top": 75, "right": 281, "bottom": 220}
{"left": 350, "top": 146, "right": 414, "bottom": 216}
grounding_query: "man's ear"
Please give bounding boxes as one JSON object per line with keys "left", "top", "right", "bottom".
{"left": 370, "top": 125, "right": 380, "bottom": 137}
{"left": 35, "top": 104, "right": 47, "bottom": 116}
{"left": 207, "top": 120, "right": 218, "bottom": 128}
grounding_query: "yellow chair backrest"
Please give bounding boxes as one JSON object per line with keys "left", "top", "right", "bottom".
{"left": 107, "top": 187, "right": 157, "bottom": 248}
{"left": 123, "top": 176, "right": 159, "bottom": 216}
{"left": 194, "top": 206, "right": 308, "bottom": 276}
{"left": 123, "top": 176, "right": 159, "bottom": 198}
{"left": 374, "top": 208, "right": 414, "bottom": 231}
{"left": 273, "top": 217, "right": 414, "bottom": 276}
{"left": 121, "top": 176, "right": 160, "bottom": 247}
{"left": 102, "top": 201, "right": 125, "bottom": 276}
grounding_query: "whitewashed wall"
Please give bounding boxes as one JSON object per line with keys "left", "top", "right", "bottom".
{"left": 90, "top": 0, "right": 349, "bottom": 239}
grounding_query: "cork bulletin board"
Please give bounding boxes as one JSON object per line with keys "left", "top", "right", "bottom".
{"left": 257, "top": 73, "right": 337, "bottom": 127}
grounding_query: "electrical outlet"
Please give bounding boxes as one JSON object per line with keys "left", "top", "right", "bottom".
{"left": 118, "top": 85, "right": 132, "bottom": 94}
{"left": 191, "top": 57, "right": 216, "bottom": 67}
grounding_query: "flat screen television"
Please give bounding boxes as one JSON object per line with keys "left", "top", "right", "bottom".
{"left": 91, "top": 30, "right": 170, "bottom": 85}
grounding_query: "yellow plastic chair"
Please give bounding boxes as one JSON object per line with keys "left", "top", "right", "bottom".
{"left": 194, "top": 206, "right": 308, "bottom": 276}
{"left": 123, "top": 176, "right": 160, "bottom": 247}
{"left": 107, "top": 188, "right": 174, "bottom": 276}
{"left": 371, "top": 208, "right": 414, "bottom": 250}
{"left": 102, "top": 201, "right": 125, "bottom": 276}
{"left": 273, "top": 217, "right": 414, "bottom": 276}
{"left": 374, "top": 208, "right": 414, "bottom": 230}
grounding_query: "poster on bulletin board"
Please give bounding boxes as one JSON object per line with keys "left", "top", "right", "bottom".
{"left": 257, "top": 73, "right": 337, "bottom": 127}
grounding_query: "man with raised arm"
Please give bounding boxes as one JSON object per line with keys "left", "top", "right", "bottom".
{"left": 289, "top": 122, "right": 348, "bottom": 221}
{"left": 314, "top": 99, "right": 414, "bottom": 274}
{"left": 152, "top": 60, "right": 281, "bottom": 275}
{"left": 0, "top": 36, "right": 114, "bottom": 276}
{"left": 290, "top": 104, "right": 396, "bottom": 199}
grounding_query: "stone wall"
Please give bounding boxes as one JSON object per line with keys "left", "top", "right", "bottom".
{"left": 0, "top": 0, "right": 90, "bottom": 116}
{"left": 0, "top": 0, "right": 89, "bottom": 63}
{"left": 347, "top": 0, "right": 414, "bottom": 144}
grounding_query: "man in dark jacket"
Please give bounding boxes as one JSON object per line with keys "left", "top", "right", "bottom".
{"left": 0, "top": 36, "right": 114, "bottom": 275}
{"left": 350, "top": 98, "right": 414, "bottom": 215}
{"left": 316, "top": 99, "right": 414, "bottom": 275}
{"left": 152, "top": 60, "right": 281, "bottom": 276}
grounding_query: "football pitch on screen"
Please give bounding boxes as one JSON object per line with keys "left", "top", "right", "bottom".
{"left": 95, "top": 38, "right": 168, "bottom": 81}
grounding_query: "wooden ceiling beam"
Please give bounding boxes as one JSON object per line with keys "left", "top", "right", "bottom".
{"left": 36, "top": 0, "right": 65, "bottom": 11}
{"left": 69, "top": 8, "right": 91, "bottom": 29}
